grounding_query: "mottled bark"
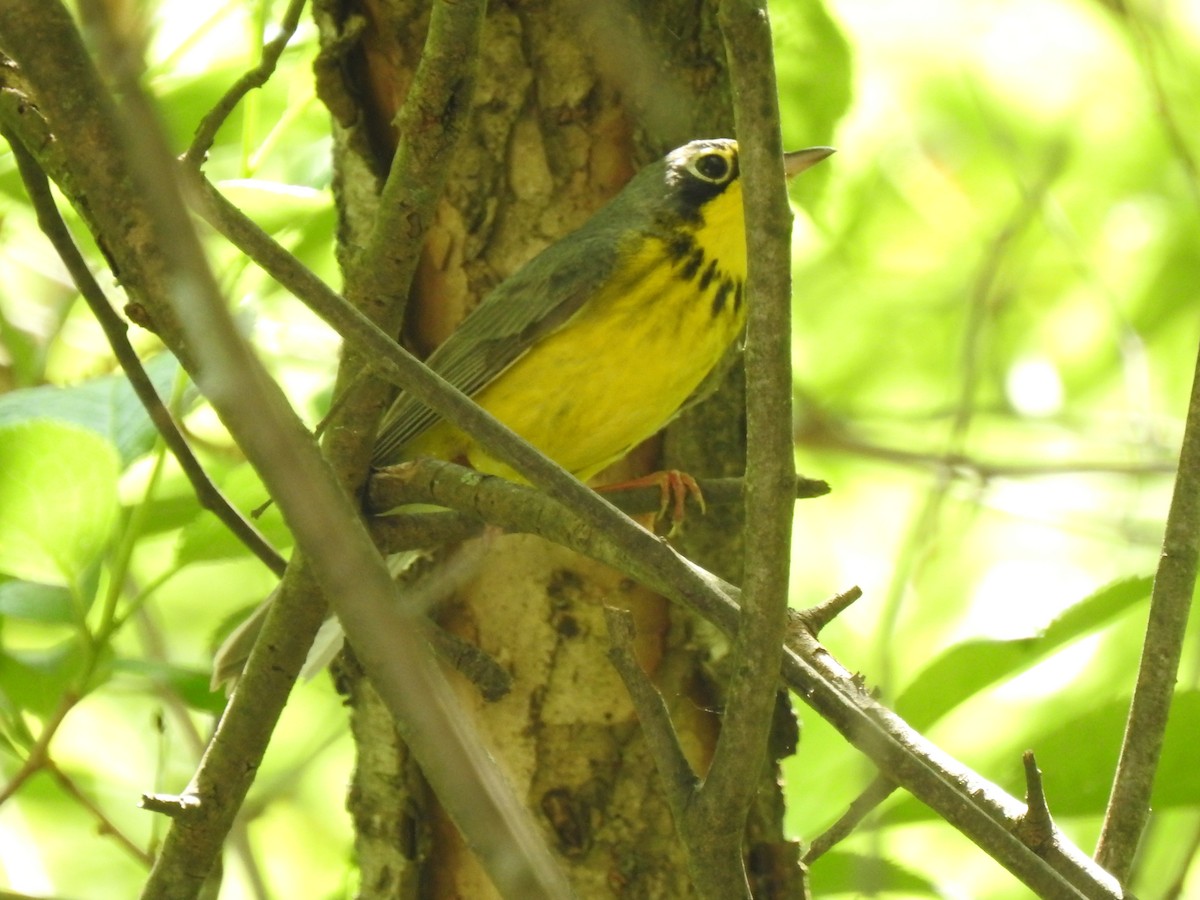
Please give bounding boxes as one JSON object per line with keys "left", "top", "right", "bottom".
{"left": 314, "top": 1, "right": 796, "bottom": 895}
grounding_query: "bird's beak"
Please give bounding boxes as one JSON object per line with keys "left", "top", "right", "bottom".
{"left": 784, "top": 146, "right": 836, "bottom": 178}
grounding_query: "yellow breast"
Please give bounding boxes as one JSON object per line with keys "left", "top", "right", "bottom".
{"left": 404, "top": 181, "right": 748, "bottom": 482}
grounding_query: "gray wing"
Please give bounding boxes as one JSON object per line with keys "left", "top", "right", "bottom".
{"left": 371, "top": 224, "right": 627, "bottom": 466}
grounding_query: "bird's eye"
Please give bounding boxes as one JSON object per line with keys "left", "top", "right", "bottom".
{"left": 691, "top": 152, "right": 731, "bottom": 183}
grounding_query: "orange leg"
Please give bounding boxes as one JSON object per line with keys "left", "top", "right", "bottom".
{"left": 597, "top": 469, "right": 706, "bottom": 534}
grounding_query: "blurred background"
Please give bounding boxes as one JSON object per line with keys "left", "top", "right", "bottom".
{"left": 1, "top": 0, "right": 1197, "bottom": 897}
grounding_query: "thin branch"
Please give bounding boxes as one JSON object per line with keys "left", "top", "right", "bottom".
{"left": 802, "top": 775, "right": 896, "bottom": 864}
{"left": 603, "top": 607, "right": 698, "bottom": 819}
{"left": 2, "top": 130, "right": 286, "bottom": 578}
{"left": 183, "top": 0, "right": 308, "bottom": 166}
{"left": 803, "top": 421, "right": 1179, "bottom": 481}
{"left": 1089, "top": 8, "right": 1200, "bottom": 884}
{"left": 1095, "top": 333, "right": 1200, "bottom": 879}
{"left": 784, "top": 628, "right": 1124, "bottom": 900}
{"left": 674, "top": 2, "right": 797, "bottom": 896}
{"left": 0, "top": 693, "right": 76, "bottom": 807}
{"left": 374, "top": 463, "right": 826, "bottom": 521}
{"left": 1116, "top": 5, "right": 1200, "bottom": 209}
{"left": 46, "top": 760, "right": 154, "bottom": 866}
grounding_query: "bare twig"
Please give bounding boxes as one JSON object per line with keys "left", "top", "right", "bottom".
{"left": 1096, "top": 335, "right": 1200, "bottom": 879}
{"left": 603, "top": 607, "right": 698, "bottom": 816}
{"left": 800, "top": 422, "right": 1179, "bottom": 481}
{"left": 47, "top": 760, "right": 154, "bottom": 866}
{"left": 785, "top": 628, "right": 1124, "bottom": 900}
{"left": 790, "top": 586, "right": 863, "bottom": 637}
{"left": 0, "top": 693, "right": 75, "bottom": 807}
{"left": 802, "top": 775, "right": 895, "bottom": 864}
{"left": 1016, "top": 751, "right": 1056, "bottom": 854}
{"left": 184, "top": 0, "right": 308, "bottom": 166}
{"left": 1114, "top": 5, "right": 1200, "bottom": 209}
{"left": 139, "top": 793, "right": 203, "bottom": 818}
{"left": 374, "top": 462, "right": 825, "bottom": 520}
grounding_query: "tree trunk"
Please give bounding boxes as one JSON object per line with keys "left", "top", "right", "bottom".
{"left": 314, "top": 1, "right": 799, "bottom": 895}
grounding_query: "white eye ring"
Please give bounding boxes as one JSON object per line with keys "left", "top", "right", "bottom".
{"left": 689, "top": 151, "right": 732, "bottom": 184}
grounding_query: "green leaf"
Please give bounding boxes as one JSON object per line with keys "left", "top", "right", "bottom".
{"left": 810, "top": 850, "right": 938, "bottom": 895}
{"left": 0, "top": 353, "right": 188, "bottom": 467}
{"left": 774, "top": 0, "right": 853, "bottom": 150}
{"left": 884, "top": 690, "right": 1200, "bottom": 825}
{"left": 0, "top": 640, "right": 93, "bottom": 717}
{"left": 112, "top": 658, "right": 227, "bottom": 715}
{"left": 217, "top": 179, "right": 334, "bottom": 235}
{"left": 0, "top": 421, "right": 120, "bottom": 586}
{"left": 0, "top": 303, "right": 44, "bottom": 387}
{"left": 1032, "top": 690, "right": 1200, "bottom": 816}
{"left": 895, "top": 577, "right": 1152, "bottom": 729}
{"left": 0, "top": 579, "right": 75, "bottom": 624}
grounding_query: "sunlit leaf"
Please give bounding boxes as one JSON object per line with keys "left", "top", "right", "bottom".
{"left": 0, "top": 353, "right": 188, "bottom": 467}
{"left": 1029, "top": 689, "right": 1200, "bottom": 816}
{"left": 0, "top": 579, "right": 75, "bottom": 624}
{"left": 895, "top": 577, "right": 1152, "bottom": 729}
{"left": 113, "top": 658, "right": 227, "bottom": 715}
{"left": 809, "top": 850, "right": 938, "bottom": 896}
{"left": 0, "top": 421, "right": 119, "bottom": 586}
{"left": 884, "top": 690, "right": 1200, "bottom": 825}
{"left": 0, "top": 640, "right": 94, "bottom": 717}
{"left": 775, "top": 0, "right": 853, "bottom": 154}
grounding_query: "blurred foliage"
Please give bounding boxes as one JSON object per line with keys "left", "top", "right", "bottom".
{"left": 0, "top": 0, "right": 1197, "bottom": 898}
{"left": 785, "top": 1, "right": 1200, "bottom": 897}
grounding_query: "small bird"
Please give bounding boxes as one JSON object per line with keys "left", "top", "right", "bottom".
{"left": 213, "top": 138, "right": 832, "bottom": 686}
{"left": 371, "top": 138, "right": 834, "bottom": 485}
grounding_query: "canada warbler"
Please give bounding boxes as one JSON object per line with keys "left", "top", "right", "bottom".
{"left": 212, "top": 138, "right": 832, "bottom": 687}
{"left": 372, "top": 138, "right": 834, "bottom": 483}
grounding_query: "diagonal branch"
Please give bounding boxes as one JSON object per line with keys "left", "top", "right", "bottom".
{"left": 1095, "top": 332, "right": 1200, "bottom": 879}
{"left": 603, "top": 606, "right": 698, "bottom": 820}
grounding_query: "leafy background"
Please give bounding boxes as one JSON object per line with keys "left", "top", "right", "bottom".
{"left": 1, "top": 0, "right": 1198, "bottom": 897}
